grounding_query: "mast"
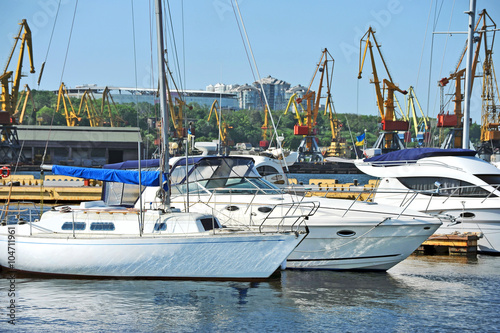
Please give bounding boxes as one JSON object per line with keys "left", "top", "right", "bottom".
{"left": 155, "top": 0, "right": 170, "bottom": 208}
{"left": 463, "top": 0, "right": 476, "bottom": 149}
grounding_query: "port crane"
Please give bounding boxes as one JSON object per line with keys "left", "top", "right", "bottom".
{"left": 358, "top": 27, "right": 408, "bottom": 156}
{"left": 208, "top": 99, "right": 233, "bottom": 153}
{"left": 0, "top": 19, "right": 35, "bottom": 163}
{"left": 405, "top": 86, "right": 431, "bottom": 146}
{"left": 438, "top": 9, "right": 494, "bottom": 149}
{"left": 13, "top": 84, "right": 35, "bottom": 124}
{"left": 284, "top": 49, "right": 340, "bottom": 162}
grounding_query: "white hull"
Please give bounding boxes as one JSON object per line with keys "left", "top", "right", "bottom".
{"left": 286, "top": 220, "right": 439, "bottom": 271}
{"left": 0, "top": 232, "right": 300, "bottom": 278}
{"left": 356, "top": 153, "right": 500, "bottom": 254}
{"left": 168, "top": 194, "right": 441, "bottom": 271}
{"left": 0, "top": 209, "right": 305, "bottom": 279}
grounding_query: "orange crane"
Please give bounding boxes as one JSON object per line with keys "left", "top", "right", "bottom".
{"left": 438, "top": 9, "right": 495, "bottom": 148}
{"left": 284, "top": 49, "right": 336, "bottom": 162}
{"left": 358, "top": 27, "right": 408, "bottom": 154}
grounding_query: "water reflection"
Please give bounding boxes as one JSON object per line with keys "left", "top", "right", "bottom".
{"left": 0, "top": 255, "right": 499, "bottom": 332}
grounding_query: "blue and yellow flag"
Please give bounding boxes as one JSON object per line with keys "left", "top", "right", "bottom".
{"left": 355, "top": 133, "right": 365, "bottom": 146}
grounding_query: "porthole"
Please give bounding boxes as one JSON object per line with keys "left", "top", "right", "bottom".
{"left": 424, "top": 226, "right": 431, "bottom": 230}
{"left": 258, "top": 206, "right": 273, "bottom": 213}
{"left": 225, "top": 205, "right": 239, "bottom": 211}
{"left": 459, "top": 212, "right": 475, "bottom": 218}
{"left": 62, "top": 222, "right": 86, "bottom": 231}
{"left": 337, "top": 230, "right": 356, "bottom": 237}
{"left": 90, "top": 222, "right": 115, "bottom": 231}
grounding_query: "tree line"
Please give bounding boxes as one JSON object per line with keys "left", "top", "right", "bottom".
{"left": 21, "top": 90, "right": 481, "bottom": 157}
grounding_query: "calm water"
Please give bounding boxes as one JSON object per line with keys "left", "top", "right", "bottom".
{"left": 1, "top": 255, "right": 499, "bottom": 332}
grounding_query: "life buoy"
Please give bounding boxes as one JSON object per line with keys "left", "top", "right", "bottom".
{"left": 1, "top": 166, "right": 10, "bottom": 178}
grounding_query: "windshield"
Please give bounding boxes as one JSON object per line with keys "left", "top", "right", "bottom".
{"left": 171, "top": 177, "right": 282, "bottom": 195}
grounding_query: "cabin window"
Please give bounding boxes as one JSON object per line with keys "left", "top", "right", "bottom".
{"left": 154, "top": 222, "right": 167, "bottom": 231}
{"left": 475, "top": 174, "right": 500, "bottom": 187}
{"left": 90, "top": 222, "right": 116, "bottom": 231}
{"left": 103, "top": 182, "right": 143, "bottom": 206}
{"left": 397, "top": 177, "right": 495, "bottom": 197}
{"left": 61, "top": 222, "right": 86, "bottom": 231}
{"left": 257, "top": 165, "right": 279, "bottom": 177}
{"left": 199, "top": 217, "right": 221, "bottom": 231}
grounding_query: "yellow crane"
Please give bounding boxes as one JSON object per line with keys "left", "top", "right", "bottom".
{"left": 78, "top": 88, "right": 101, "bottom": 127}
{"left": 358, "top": 27, "right": 408, "bottom": 153}
{"left": 208, "top": 99, "right": 233, "bottom": 148}
{"left": 1, "top": 19, "right": 35, "bottom": 124}
{"left": 55, "top": 82, "right": 81, "bottom": 126}
{"left": 13, "top": 84, "right": 35, "bottom": 124}
{"left": 406, "top": 86, "right": 430, "bottom": 145}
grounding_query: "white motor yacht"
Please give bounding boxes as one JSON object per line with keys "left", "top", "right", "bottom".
{"left": 356, "top": 148, "right": 500, "bottom": 254}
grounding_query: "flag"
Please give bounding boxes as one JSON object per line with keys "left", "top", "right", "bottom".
{"left": 356, "top": 133, "right": 365, "bottom": 146}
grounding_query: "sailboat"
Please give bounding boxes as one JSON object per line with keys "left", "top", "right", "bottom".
{"left": 0, "top": 1, "right": 307, "bottom": 279}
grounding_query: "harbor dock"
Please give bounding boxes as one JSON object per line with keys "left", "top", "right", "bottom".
{"left": 0, "top": 175, "right": 102, "bottom": 202}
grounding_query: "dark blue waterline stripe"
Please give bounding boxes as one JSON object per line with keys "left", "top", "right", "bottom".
{"left": 287, "top": 253, "right": 401, "bottom": 262}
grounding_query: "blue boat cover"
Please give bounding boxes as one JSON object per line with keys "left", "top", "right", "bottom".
{"left": 103, "top": 159, "right": 160, "bottom": 170}
{"left": 52, "top": 165, "right": 167, "bottom": 188}
{"left": 364, "top": 148, "right": 477, "bottom": 163}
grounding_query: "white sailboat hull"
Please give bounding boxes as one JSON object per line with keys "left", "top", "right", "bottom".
{"left": 0, "top": 211, "right": 305, "bottom": 279}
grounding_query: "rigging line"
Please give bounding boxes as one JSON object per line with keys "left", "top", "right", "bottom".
{"left": 233, "top": 0, "right": 287, "bottom": 171}
{"left": 181, "top": 0, "right": 186, "bottom": 91}
{"left": 230, "top": 1, "right": 256, "bottom": 82}
{"left": 165, "top": 0, "right": 184, "bottom": 94}
{"left": 38, "top": 0, "right": 61, "bottom": 87}
{"left": 415, "top": 0, "right": 434, "bottom": 91}
{"left": 130, "top": 0, "right": 140, "bottom": 127}
{"left": 58, "top": 0, "right": 79, "bottom": 85}
{"left": 42, "top": 0, "right": 79, "bottom": 166}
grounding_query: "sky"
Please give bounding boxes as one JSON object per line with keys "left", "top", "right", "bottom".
{"left": 2, "top": 0, "right": 500, "bottom": 124}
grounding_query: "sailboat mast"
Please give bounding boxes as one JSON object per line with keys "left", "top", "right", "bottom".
{"left": 463, "top": 0, "right": 476, "bottom": 149}
{"left": 155, "top": 0, "right": 170, "bottom": 208}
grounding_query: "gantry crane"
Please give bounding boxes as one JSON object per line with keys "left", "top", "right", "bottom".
{"left": 406, "top": 86, "right": 430, "bottom": 146}
{"left": 208, "top": 99, "right": 233, "bottom": 153}
{"left": 439, "top": 9, "right": 495, "bottom": 149}
{"left": 358, "top": 27, "right": 408, "bottom": 155}
{"left": 284, "top": 49, "right": 339, "bottom": 162}
{"left": 0, "top": 19, "right": 35, "bottom": 163}
{"left": 13, "top": 84, "right": 35, "bottom": 124}
{"left": 56, "top": 82, "right": 81, "bottom": 126}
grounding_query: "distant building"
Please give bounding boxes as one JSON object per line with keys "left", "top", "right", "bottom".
{"left": 18, "top": 125, "right": 141, "bottom": 166}
{"left": 66, "top": 85, "right": 239, "bottom": 110}
{"left": 232, "top": 84, "right": 261, "bottom": 110}
{"left": 253, "top": 75, "right": 290, "bottom": 111}
{"left": 285, "top": 84, "right": 308, "bottom": 101}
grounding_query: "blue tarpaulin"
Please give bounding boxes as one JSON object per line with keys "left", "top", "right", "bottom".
{"left": 364, "top": 148, "right": 477, "bottom": 163}
{"left": 52, "top": 165, "right": 167, "bottom": 188}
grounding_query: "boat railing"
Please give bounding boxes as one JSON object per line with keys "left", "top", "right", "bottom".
{"left": 203, "top": 186, "right": 319, "bottom": 233}
{"left": 0, "top": 202, "right": 46, "bottom": 224}
{"left": 257, "top": 200, "right": 319, "bottom": 233}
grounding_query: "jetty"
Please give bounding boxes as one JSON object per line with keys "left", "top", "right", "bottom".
{"left": 0, "top": 175, "right": 102, "bottom": 202}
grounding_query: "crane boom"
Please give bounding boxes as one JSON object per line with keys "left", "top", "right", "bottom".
{"left": 1, "top": 19, "right": 35, "bottom": 123}
{"left": 358, "top": 27, "right": 408, "bottom": 131}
